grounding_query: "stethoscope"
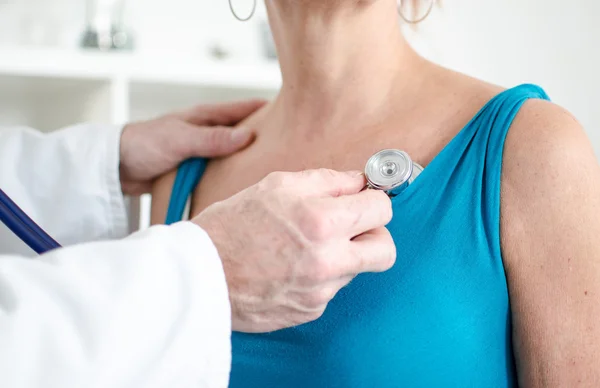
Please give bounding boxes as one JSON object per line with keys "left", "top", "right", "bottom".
{"left": 0, "top": 149, "right": 422, "bottom": 255}
{"left": 364, "top": 149, "right": 423, "bottom": 195}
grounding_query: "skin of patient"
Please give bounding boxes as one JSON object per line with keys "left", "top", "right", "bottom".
{"left": 151, "top": 0, "right": 600, "bottom": 386}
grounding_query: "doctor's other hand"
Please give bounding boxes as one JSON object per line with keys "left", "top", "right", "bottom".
{"left": 193, "top": 169, "right": 396, "bottom": 333}
{"left": 119, "top": 99, "right": 266, "bottom": 195}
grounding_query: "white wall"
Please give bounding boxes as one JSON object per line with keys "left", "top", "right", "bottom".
{"left": 125, "top": 0, "right": 269, "bottom": 60}
{"left": 412, "top": 0, "right": 599, "bottom": 155}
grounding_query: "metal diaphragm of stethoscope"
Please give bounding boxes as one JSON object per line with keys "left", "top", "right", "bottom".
{"left": 364, "top": 149, "right": 423, "bottom": 196}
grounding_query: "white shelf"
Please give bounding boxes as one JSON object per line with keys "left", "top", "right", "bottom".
{"left": 0, "top": 47, "right": 282, "bottom": 89}
{"left": 0, "top": 46, "right": 282, "bottom": 230}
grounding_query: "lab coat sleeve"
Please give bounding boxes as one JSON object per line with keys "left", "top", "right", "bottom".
{"left": 0, "top": 222, "right": 232, "bottom": 388}
{"left": 0, "top": 123, "right": 129, "bottom": 256}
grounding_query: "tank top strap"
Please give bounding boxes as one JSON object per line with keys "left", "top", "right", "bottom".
{"left": 477, "top": 83, "right": 551, "bottom": 215}
{"left": 165, "top": 157, "right": 208, "bottom": 225}
{"left": 480, "top": 83, "right": 550, "bottom": 174}
{"left": 398, "top": 83, "right": 550, "bottom": 195}
{"left": 468, "top": 83, "right": 550, "bottom": 256}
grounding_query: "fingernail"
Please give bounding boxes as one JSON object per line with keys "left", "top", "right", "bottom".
{"left": 230, "top": 126, "right": 252, "bottom": 143}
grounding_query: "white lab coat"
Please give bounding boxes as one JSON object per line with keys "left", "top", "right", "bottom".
{"left": 0, "top": 124, "right": 231, "bottom": 388}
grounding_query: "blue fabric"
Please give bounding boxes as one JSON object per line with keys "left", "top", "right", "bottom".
{"left": 165, "top": 84, "right": 551, "bottom": 387}
{"left": 164, "top": 158, "right": 208, "bottom": 225}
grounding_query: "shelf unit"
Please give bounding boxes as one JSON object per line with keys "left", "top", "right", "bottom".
{"left": 0, "top": 47, "right": 282, "bottom": 230}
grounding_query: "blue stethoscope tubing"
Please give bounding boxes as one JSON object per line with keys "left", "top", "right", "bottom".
{"left": 0, "top": 188, "right": 61, "bottom": 254}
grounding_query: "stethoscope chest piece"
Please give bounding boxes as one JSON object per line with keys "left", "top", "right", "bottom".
{"left": 365, "top": 149, "right": 423, "bottom": 195}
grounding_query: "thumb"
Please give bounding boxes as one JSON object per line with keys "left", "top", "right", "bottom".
{"left": 182, "top": 125, "right": 255, "bottom": 158}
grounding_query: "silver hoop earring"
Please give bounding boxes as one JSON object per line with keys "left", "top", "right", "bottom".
{"left": 398, "top": 0, "right": 434, "bottom": 24}
{"left": 229, "top": 0, "right": 257, "bottom": 22}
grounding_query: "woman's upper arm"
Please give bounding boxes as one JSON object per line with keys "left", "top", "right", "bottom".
{"left": 150, "top": 170, "right": 178, "bottom": 225}
{"left": 501, "top": 99, "right": 600, "bottom": 387}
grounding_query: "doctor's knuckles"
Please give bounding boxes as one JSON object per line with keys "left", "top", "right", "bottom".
{"left": 192, "top": 168, "right": 395, "bottom": 333}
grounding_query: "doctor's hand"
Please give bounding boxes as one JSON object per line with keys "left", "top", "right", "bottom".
{"left": 193, "top": 169, "right": 396, "bottom": 333}
{"left": 119, "top": 99, "right": 266, "bottom": 195}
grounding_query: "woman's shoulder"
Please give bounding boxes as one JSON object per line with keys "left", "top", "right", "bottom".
{"left": 502, "top": 94, "right": 592, "bottom": 194}
{"left": 500, "top": 91, "right": 598, "bottom": 263}
{"left": 495, "top": 87, "right": 600, "bottom": 385}
{"left": 440, "top": 66, "right": 598, "bottom": 250}
{"left": 436, "top": 66, "right": 587, "bottom": 155}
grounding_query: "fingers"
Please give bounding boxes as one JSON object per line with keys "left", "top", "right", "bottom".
{"left": 177, "top": 99, "right": 268, "bottom": 126}
{"left": 181, "top": 124, "right": 256, "bottom": 158}
{"left": 292, "top": 169, "right": 368, "bottom": 197}
{"left": 345, "top": 227, "right": 397, "bottom": 275}
{"left": 324, "top": 189, "right": 393, "bottom": 238}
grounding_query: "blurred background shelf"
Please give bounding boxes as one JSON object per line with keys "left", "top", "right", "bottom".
{"left": 0, "top": 47, "right": 281, "bottom": 131}
{"left": 0, "top": 47, "right": 282, "bottom": 88}
{"left": 0, "top": 73, "right": 112, "bottom": 131}
{"left": 0, "top": 47, "right": 281, "bottom": 128}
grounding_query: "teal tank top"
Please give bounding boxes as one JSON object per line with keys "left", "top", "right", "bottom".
{"left": 165, "top": 84, "right": 550, "bottom": 387}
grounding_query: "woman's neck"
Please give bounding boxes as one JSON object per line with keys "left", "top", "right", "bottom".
{"left": 265, "top": 0, "right": 423, "bottom": 133}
